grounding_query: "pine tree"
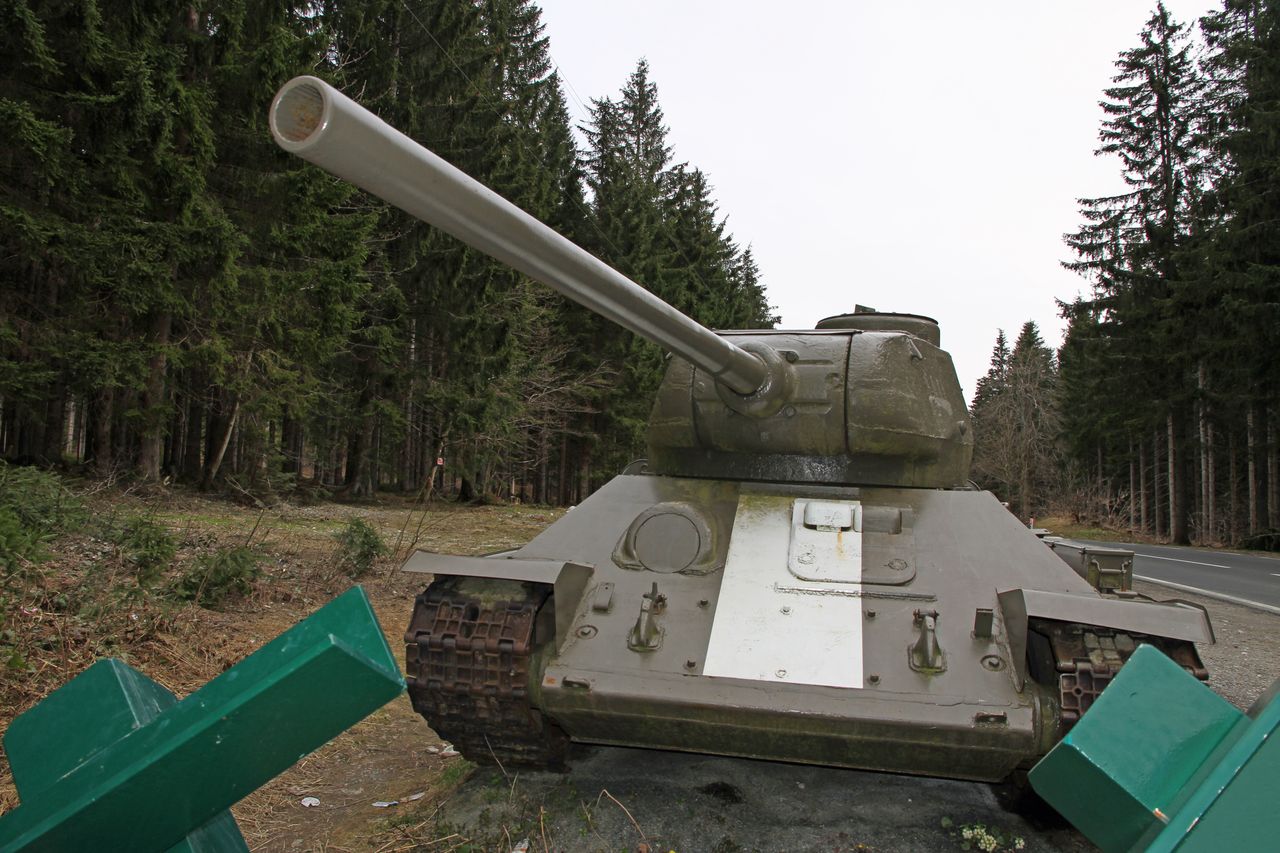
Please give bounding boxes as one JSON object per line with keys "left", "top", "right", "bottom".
{"left": 0, "top": 7, "right": 770, "bottom": 507}
{"left": 970, "top": 330, "right": 1010, "bottom": 415}
{"left": 184, "top": 1, "right": 380, "bottom": 492}
{"left": 1200, "top": 0, "right": 1280, "bottom": 537}
{"left": 580, "top": 59, "right": 678, "bottom": 476}
{"left": 663, "top": 165, "right": 737, "bottom": 328}
{"left": 0, "top": 1, "right": 238, "bottom": 480}
{"left": 1063, "top": 3, "right": 1207, "bottom": 542}
{"left": 970, "top": 324, "right": 1059, "bottom": 520}
{"left": 728, "top": 246, "right": 778, "bottom": 329}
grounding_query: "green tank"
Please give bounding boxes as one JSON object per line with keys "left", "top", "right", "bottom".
{"left": 270, "top": 77, "right": 1214, "bottom": 782}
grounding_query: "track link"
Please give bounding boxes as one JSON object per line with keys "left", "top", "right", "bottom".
{"left": 404, "top": 576, "right": 568, "bottom": 771}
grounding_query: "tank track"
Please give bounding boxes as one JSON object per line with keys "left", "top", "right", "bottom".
{"left": 404, "top": 576, "right": 568, "bottom": 771}
{"left": 1030, "top": 619, "right": 1208, "bottom": 735}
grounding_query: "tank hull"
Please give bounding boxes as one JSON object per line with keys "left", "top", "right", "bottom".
{"left": 404, "top": 474, "right": 1212, "bottom": 782}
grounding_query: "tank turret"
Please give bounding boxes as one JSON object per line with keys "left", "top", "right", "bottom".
{"left": 270, "top": 77, "right": 1212, "bottom": 785}
{"left": 269, "top": 77, "right": 971, "bottom": 489}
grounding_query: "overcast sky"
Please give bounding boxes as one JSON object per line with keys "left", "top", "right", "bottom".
{"left": 534, "top": 1, "right": 1220, "bottom": 402}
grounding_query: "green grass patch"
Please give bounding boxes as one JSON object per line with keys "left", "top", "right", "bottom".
{"left": 1037, "top": 516, "right": 1137, "bottom": 543}
{"left": 439, "top": 759, "right": 476, "bottom": 787}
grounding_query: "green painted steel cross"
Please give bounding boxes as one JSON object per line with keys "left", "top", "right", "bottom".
{"left": 0, "top": 586, "right": 405, "bottom": 852}
{"left": 1030, "top": 643, "right": 1280, "bottom": 853}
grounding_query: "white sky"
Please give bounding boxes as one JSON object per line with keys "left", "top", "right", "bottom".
{"left": 535, "top": 0, "right": 1220, "bottom": 403}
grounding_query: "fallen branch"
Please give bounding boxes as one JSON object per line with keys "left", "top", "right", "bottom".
{"left": 596, "top": 788, "right": 647, "bottom": 844}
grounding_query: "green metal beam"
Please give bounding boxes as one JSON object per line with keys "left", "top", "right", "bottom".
{"left": 0, "top": 586, "right": 404, "bottom": 852}
{"left": 1029, "top": 643, "right": 1280, "bottom": 852}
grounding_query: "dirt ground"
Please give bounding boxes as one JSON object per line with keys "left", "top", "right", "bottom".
{"left": 1, "top": 493, "right": 1276, "bottom": 853}
{"left": 0, "top": 490, "right": 565, "bottom": 851}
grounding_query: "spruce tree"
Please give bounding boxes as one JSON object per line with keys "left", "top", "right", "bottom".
{"left": 580, "top": 59, "right": 677, "bottom": 476}
{"left": 1064, "top": 3, "right": 1206, "bottom": 542}
{"left": 970, "top": 324, "right": 1059, "bottom": 520}
{"left": 1199, "top": 0, "right": 1280, "bottom": 537}
{"left": 970, "top": 330, "right": 1010, "bottom": 415}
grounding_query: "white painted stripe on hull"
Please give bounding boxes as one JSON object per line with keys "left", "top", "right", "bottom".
{"left": 703, "top": 494, "right": 864, "bottom": 688}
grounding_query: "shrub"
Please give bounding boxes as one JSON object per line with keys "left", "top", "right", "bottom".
{"left": 175, "top": 546, "right": 261, "bottom": 608}
{"left": 0, "top": 462, "right": 85, "bottom": 535}
{"left": 334, "top": 518, "right": 390, "bottom": 578}
{"left": 0, "top": 507, "right": 48, "bottom": 577}
{"left": 110, "top": 518, "right": 177, "bottom": 588}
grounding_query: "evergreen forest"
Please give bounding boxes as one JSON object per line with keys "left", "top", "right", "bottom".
{"left": 970, "top": 1, "right": 1280, "bottom": 549}
{"left": 0, "top": 0, "right": 775, "bottom": 504}
{"left": 4, "top": 1, "right": 1280, "bottom": 554}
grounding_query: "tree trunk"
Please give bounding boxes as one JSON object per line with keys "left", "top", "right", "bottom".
{"left": 372, "top": 422, "right": 382, "bottom": 492}
{"left": 400, "top": 400, "right": 415, "bottom": 493}
{"left": 1206, "top": 418, "right": 1216, "bottom": 542}
{"left": 536, "top": 427, "right": 549, "bottom": 505}
{"left": 1139, "top": 439, "right": 1149, "bottom": 533}
{"left": 40, "top": 386, "right": 66, "bottom": 464}
{"left": 1268, "top": 408, "right": 1278, "bottom": 531}
{"left": 1128, "top": 441, "right": 1136, "bottom": 532}
{"left": 1154, "top": 429, "right": 1164, "bottom": 539}
{"left": 1019, "top": 460, "right": 1032, "bottom": 523}
{"left": 341, "top": 396, "right": 377, "bottom": 499}
{"left": 558, "top": 434, "right": 570, "bottom": 505}
{"left": 137, "top": 311, "right": 172, "bottom": 481}
{"left": 90, "top": 388, "right": 115, "bottom": 478}
{"left": 457, "top": 476, "right": 475, "bottom": 503}
{"left": 281, "top": 415, "right": 302, "bottom": 475}
{"left": 244, "top": 415, "right": 269, "bottom": 492}
{"left": 68, "top": 399, "right": 83, "bottom": 462}
{"left": 1096, "top": 443, "right": 1105, "bottom": 518}
{"left": 1248, "top": 406, "right": 1259, "bottom": 535}
{"left": 1198, "top": 364, "right": 1208, "bottom": 541}
{"left": 203, "top": 399, "right": 239, "bottom": 489}
{"left": 578, "top": 447, "right": 591, "bottom": 505}
{"left": 163, "top": 396, "right": 180, "bottom": 478}
{"left": 180, "top": 379, "right": 202, "bottom": 479}
{"left": 1228, "top": 430, "right": 1239, "bottom": 545}
{"left": 1169, "top": 411, "right": 1189, "bottom": 545}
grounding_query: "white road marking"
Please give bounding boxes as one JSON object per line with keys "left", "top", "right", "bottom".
{"left": 1133, "top": 575, "right": 1280, "bottom": 616}
{"left": 1134, "top": 553, "right": 1230, "bottom": 569}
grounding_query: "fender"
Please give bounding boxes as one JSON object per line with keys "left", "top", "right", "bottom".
{"left": 997, "top": 588, "right": 1215, "bottom": 691}
{"left": 403, "top": 552, "right": 593, "bottom": 652}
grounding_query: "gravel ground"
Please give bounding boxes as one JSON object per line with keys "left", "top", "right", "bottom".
{"left": 438, "top": 746, "right": 1086, "bottom": 853}
{"left": 1133, "top": 578, "right": 1280, "bottom": 710}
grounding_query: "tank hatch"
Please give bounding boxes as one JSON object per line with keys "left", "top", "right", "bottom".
{"left": 815, "top": 306, "right": 942, "bottom": 347}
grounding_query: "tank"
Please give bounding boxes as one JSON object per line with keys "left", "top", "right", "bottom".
{"left": 269, "top": 77, "right": 1214, "bottom": 782}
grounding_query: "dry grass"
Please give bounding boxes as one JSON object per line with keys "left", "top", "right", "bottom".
{"left": 0, "top": 484, "right": 564, "bottom": 851}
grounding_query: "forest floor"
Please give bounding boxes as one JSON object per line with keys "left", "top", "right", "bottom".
{"left": 1040, "top": 512, "right": 1280, "bottom": 557}
{"left": 0, "top": 487, "right": 565, "bottom": 851}
{"left": 1, "top": 490, "right": 1276, "bottom": 852}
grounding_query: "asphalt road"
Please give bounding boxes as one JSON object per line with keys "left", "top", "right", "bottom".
{"left": 1078, "top": 539, "right": 1280, "bottom": 613}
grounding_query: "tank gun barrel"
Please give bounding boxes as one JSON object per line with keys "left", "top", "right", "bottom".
{"left": 268, "top": 76, "right": 768, "bottom": 396}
